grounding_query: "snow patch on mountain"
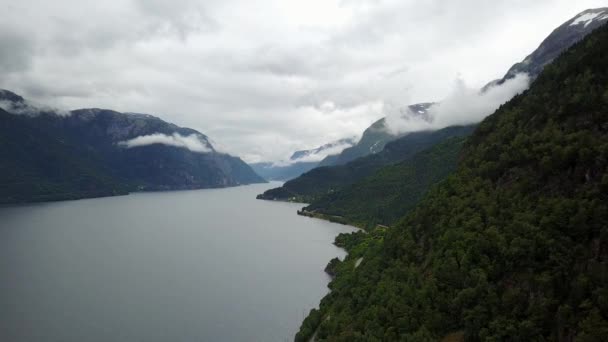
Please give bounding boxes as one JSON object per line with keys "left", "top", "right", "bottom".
{"left": 570, "top": 10, "right": 607, "bottom": 27}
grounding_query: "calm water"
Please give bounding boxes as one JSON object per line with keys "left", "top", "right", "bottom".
{"left": 0, "top": 183, "right": 355, "bottom": 342}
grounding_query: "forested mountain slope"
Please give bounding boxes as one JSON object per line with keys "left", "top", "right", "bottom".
{"left": 0, "top": 92, "right": 264, "bottom": 203}
{"left": 257, "top": 125, "right": 475, "bottom": 202}
{"left": 296, "top": 23, "right": 608, "bottom": 341}
{"left": 302, "top": 136, "right": 468, "bottom": 230}
{"left": 0, "top": 108, "right": 131, "bottom": 203}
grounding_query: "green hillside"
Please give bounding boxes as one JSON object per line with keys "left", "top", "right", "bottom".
{"left": 0, "top": 109, "right": 132, "bottom": 203}
{"left": 296, "top": 23, "right": 608, "bottom": 341}
{"left": 0, "top": 100, "right": 264, "bottom": 204}
{"left": 258, "top": 125, "right": 475, "bottom": 203}
{"left": 303, "top": 136, "right": 467, "bottom": 230}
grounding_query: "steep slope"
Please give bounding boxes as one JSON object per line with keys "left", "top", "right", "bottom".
{"left": 250, "top": 138, "right": 356, "bottom": 181}
{"left": 322, "top": 8, "right": 608, "bottom": 168}
{"left": 257, "top": 125, "right": 475, "bottom": 202}
{"left": 0, "top": 92, "right": 264, "bottom": 203}
{"left": 302, "top": 136, "right": 467, "bottom": 229}
{"left": 318, "top": 103, "right": 432, "bottom": 167}
{"left": 296, "top": 22, "right": 608, "bottom": 341}
{"left": 261, "top": 8, "right": 608, "bottom": 206}
{"left": 500, "top": 7, "right": 608, "bottom": 82}
{"left": 0, "top": 108, "right": 130, "bottom": 203}
{"left": 62, "top": 108, "right": 264, "bottom": 189}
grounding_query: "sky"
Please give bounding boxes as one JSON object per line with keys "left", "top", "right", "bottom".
{"left": 0, "top": 0, "right": 606, "bottom": 162}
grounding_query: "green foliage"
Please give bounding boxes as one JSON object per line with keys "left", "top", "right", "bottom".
{"left": 296, "top": 24, "right": 608, "bottom": 341}
{"left": 304, "top": 136, "right": 468, "bottom": 230}
{"left": 258, "top": 126, "right": 475, "bottom": 202}
{"left": 0, "top": 110, "right": 133, "bottom": 203}
{"left": 0, "top": 106, "right": 264, "bottom": 204}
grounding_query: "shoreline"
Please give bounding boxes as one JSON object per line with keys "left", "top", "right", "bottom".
{"left": 293, "top": 206, "right": 370, "bottom": 341}
{"left": 0, "top": 181, "right": 268, "bottom": 207}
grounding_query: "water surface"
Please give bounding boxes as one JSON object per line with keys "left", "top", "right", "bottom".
{"left": 0, "top": 183, "right": 355, "bottom": 342}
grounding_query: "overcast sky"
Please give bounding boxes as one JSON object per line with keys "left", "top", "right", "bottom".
{"left": 0, "top": 0, "right": 605, "bottom": 162}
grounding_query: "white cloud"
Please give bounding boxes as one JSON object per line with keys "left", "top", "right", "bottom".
{"left": 271, "top": 139, "right": 356, "bottom": 166}
{"left": 0, "top": 0, "right": 605, "bottom": 161}
{"left": 118, "top": 133, "right": 212, "bottom": 153}
{"left": 383, "top": 73, "right": 530, "bottom": 135}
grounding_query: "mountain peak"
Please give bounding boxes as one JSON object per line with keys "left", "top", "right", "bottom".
{"left": 501, "top": 7, "right": 608, "bottom": 82}
{"left": 289, "top": 137, "right": 358, "bottom": 161}
{"left": 569, "top": 8, "right": 608, "bottom": 28}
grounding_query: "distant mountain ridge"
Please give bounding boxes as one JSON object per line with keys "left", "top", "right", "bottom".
{"left": 291, "top": 137, "right": 357, "bottom": 162}
{"left": 0, "top": 90, "right": 265, "bottom": 203}
{"left": 250, "top": 137, "right": 357, "bottom": 181}
{"left": 249, "top": 161, "right": 318, "bottom": 182}
{"left": 257, "top": 125, "right": 476, "bottom": 202}
{"left": 317, "top": 103, "right": 432, "bottom": 167}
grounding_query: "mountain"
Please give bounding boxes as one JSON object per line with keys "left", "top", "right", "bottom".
{"left": 0, "top": 107, "right": 132, "bottom": 203}
{"left": 260, "top": 8, "right": 608, "bottom": 204}
{"left": 0, "top": 91, "right": 265, "bottom": 203}
{"left": 249, "top": 161, "right": 318, "bottom": 182}
{"left": 290, "top": 138, "right": 357, "bottom": 162}
{"left": 257, "top": 125, "right": 475, "bottom": 202}
{"left": 250, "top": 137, "right": 356, "bottom": 181}
{"left": 296, "top": 20, "right": 608, "bottom": 341}
{"left": 317, "top": 103, "right": 433, "bottom": 167}
{"left": 301, "top": 135, "right": 467, "bottom": 229}
{"left": 321, "top": 8, "right": 608, "bottom": 168}
{"left": 500, "top": 7, "right": 608, "bottom": 83}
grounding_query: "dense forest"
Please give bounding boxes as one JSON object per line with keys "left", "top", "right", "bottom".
{"left": 0, "top": 109, "right": 133, "bottom": 203}
{"left": 303, "top": 136, "right": 468, "bottom": 230}
{"left": 296, "top": 23, "right": 608, "bottom": 341}
{"left": 258, "top": 125, "right": 475, "bottom": 203}
{"left": 0, "top": 101, "right": 264, "bottom": 204}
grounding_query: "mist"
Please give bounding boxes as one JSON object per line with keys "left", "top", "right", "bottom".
{"left": 118, "top": 133, "right": 212, "bottom": 153}
{"left": 383, "top": 73, "right": 531, "bottom": 135}
{"left": 0, "top": 99, "right": 70, "bottom": 117}
{"left": 271, "top": 139, "right": 356, "bottom": 167}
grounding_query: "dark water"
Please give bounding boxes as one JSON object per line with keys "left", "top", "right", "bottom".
{"left": 0, "top": 183, "right": 355, "bottom": 342}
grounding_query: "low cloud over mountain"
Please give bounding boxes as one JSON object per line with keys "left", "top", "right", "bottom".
{"left": 384, "top": 73, "right": 530, "bottom": 135}
{"left": 118, "top": 133, "right": 213, "bottom": 153}
{"left": 1, "top": 0, "right": 605, "bottom": 161}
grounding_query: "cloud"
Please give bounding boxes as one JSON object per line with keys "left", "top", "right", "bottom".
{"left": 271, "top": 139, "right": 357, "bottom": 166}
{"left": 0, "top": 0, "right": 605, "bottom": 162}
{"left": 0, "top": 28, "right": 33, "bottom": 73}
{"left": 383, "top": 73, "right": 530, "bottom": 135}
{"left": 118, "top": 133, "right": 212, "bottom": 153}
{"left": 0, "top": 97, "right": 71, "bottom": 117}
